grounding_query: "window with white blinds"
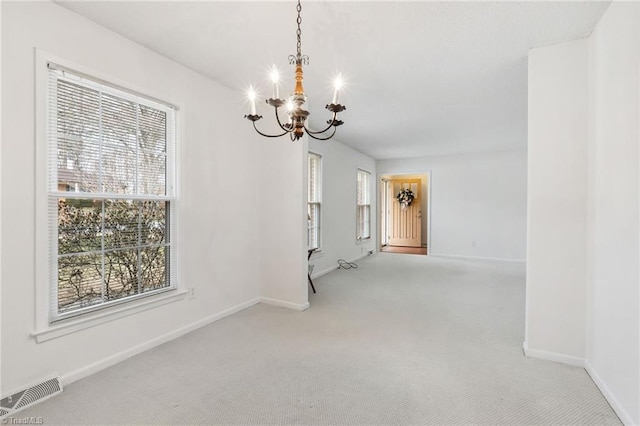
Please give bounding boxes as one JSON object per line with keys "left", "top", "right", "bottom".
{"left": 308, "top": 153, "right": 322, "bottom": 250}
{"left": 47, "top": 64, "right": 177, "bottom": 322}
{"left": 357, "top": 169, "right": 371, "bottom": 241}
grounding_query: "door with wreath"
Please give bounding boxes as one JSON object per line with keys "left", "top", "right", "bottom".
{"left": 389, "top": 179, "right": 421, "bottom": 247}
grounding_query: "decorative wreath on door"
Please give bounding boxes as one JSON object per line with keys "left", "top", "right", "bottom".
{"left": 396, "top": 188, "right": 415, "bottom": 209}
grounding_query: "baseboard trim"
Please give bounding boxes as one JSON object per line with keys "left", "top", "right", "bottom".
{"left": 310, "top": 252, "right": 374, "bottom": 279}
{"left": 349, "top": 252, "right": 371, "bottom": 262}
{"left": 522, "top": 341, "right": 585, "bottom": 367}
{"left": 259, "top": 297, "right": 309, "bottom": 311}
{"left": 62, "top": 297, "right": 260, "bottom": 386}
{"left": 430, "top": 253, "right": 526, "bottom": 263}
{"left": 311, "top": 265, "right": 338, "bottom": 279}
{"left": 585, "top": 361, "right": 635, "bottom": 425}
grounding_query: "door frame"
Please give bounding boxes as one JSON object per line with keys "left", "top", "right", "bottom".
{"left": 378, "top": 171, "right": 432, "bottom": 253}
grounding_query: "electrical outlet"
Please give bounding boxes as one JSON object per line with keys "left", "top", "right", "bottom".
{"left": 188, "top": 288, "right": 196, "bottom": 299}
{"left": 471, "top": 241, "right": 477, "bottom": 248}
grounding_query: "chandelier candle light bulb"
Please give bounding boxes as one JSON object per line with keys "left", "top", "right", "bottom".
{"left": 243, "top": 0, "right": 347, "bottom": 141}
{"left": 248, "top": 86, "right": 257, "bottom": 116}
{"left": 270, "top": 66, "right": 280, "bottom": 99}
{"left": 332, "top": 75, "right": 343, "bottom": 105}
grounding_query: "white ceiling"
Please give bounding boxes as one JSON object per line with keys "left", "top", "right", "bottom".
{"left": 57, "top": 0, "right": 610, "bottom": 160}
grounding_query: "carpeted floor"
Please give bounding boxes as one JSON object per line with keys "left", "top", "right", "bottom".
{"left": 18, "top": 254, "right": 620, "bottom": 425}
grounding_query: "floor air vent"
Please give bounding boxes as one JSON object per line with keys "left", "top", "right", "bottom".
{"left": 0, "top": 378, "right": 62, "bottom": 417}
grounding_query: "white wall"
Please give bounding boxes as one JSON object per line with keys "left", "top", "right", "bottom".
{"left": 586, "top": 2, "right": 639, "bottom": 424}
{"left": 308, "top": 138, "right": 376, "bottom": 277}
{"left": 1, "top": 1, "right": 306, "bottom": 396}
{"left": 377, "top": 150, "right": 527, "bottom": 261}
{"left": 257, "top": 137, "right": 309, "bottom": 309}
{"left": 525, "top": 39, "right": 589, "bottom": 362}
{"left": 527, "top": 3, "right": 640, "bottom": 423}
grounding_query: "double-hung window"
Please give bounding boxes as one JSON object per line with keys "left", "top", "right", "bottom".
{"left": 307, "top": 153, "right": 322, "bottom": 250}
{"left": 356, "top": 169, "right": 371, "bottom": 241}
{"left": 47, "top": 65, "right": 177, "bottom": 322}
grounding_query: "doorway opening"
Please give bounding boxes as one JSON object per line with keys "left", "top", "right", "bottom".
{"left": 380, "top": 172, "right": 431, "bottom": 255}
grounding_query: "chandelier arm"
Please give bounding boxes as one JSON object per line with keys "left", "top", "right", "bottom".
{"left": 305, "top": 125, "right": 337, "bottom": 141}
{"left": 304, "top": 120, "right": 336, "bottom": 135}
{"left": 252, "top": 120, "right": 290, "bottom": 138}
{"left": 274, "top": 107, "right": 294, "bottom": 133}
{"left": 304, "top": 113, "right": 338, "bottom": 135}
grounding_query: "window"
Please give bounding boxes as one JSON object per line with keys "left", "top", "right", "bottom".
{"left": 357, "top": 169, "right": 371, "bottom": 240}
{"left": 308, "top": 153, "right": 322, "bottom": 250}
{"left": 46, "top": 64, "right": 177, "bottom": 322}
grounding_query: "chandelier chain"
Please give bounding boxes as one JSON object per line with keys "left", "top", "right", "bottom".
{"left": 296, "top": 0, "right": 302, "bottom": 58}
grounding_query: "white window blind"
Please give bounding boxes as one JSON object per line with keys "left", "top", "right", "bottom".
{"left": 47, "top": 64, "right": 177, "bottom": 322}
{"left": 308, "top": 153, "right": 321, "bottom": 250}
{"left": 357, "top": 169, "right": 371, "bottom": 240}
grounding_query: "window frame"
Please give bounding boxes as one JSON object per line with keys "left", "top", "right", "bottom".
{"left": 307, "top": 152, "right": 322, "bottom": 251}
{"left": 34, "top": 52, "right": 184, "bottom": 341}
{"left": 356, "top": 168, "right": 371, "bottom": 241}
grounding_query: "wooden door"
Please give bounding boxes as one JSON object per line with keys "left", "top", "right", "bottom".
{"left": 389, "top": 179, "right": 421, "bottom": 247}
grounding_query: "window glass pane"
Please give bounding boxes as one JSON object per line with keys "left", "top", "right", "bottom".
{"left": 103, "top": 200, "right": 139, "bottom": 250}
{"left": 308, "top": 203, "right": 320, "bottom": 249}
{"left": 102, "top": 142, "right": 137, "bottom": 194}
{"left": 138, "top": 106, "right": 167, "bottom": 153}
{"left": 58, "top": 137, "right": 100, "bottom": 192}
{"left": 58, "top": 198, "right": 102, "bottom": 255}
{"left": 58, "top": 252, "right": 103, "bottom": 313}
{"left": 139, "top": 151, "right": 166, "bottom": 196}
{"left": 141, "top": 201, "right": 167, "bottom": 245}
{"left": 101, "top": 93, "right": 137, "bottom": 148}
{"left": 307, "top": 153, "right": 321, "bottom": 249}
{"left": 308, "top": 153, "right": 320, "bottom": 203}
{"left": 104, "top": 248, "right": 139, "bottom": 300}
{"left": 141, "top": 246, "right": 167, "bottom": 292}
{"left": 56, "top": 80, "right": 100, "bottom": 141}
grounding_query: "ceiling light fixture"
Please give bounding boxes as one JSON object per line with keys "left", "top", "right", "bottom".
{"left": 244, "top": 0, "right": 346, "bottom": 141}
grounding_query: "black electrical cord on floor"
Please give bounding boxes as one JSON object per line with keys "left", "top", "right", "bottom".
{"left": 337, "top": 259, "right": 358, "bottom": 269}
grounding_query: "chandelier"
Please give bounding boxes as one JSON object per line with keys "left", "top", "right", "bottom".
{"left": 244, "top": 0, "right": 346, "bottom": 141}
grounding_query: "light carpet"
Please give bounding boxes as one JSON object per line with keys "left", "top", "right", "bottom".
{"left": 17, "top": 254, "right": 620, "bottom": 425}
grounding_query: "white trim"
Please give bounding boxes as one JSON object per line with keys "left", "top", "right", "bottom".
{"left": 522, "top": 341, "right": 585, "bottom": 367}
{"left": 585, "top": 361, "right": 634, "bottom": 426}
{"left": 311, "top": 252, "right": 372, "bottom": 279}
{"left": 429, "top": 253, "right": 526, "bottom": 263}
{"left": 311, "top": 264, "right": 338, "bottom": 279}
{"left": 33, "top": 290, "right": 188, "bottom": 343}
{"left": 259, "top": 297, "right": 310, "bottom": 311}
{"left": 61, "top": 297, "right": 260, "bottom": 386}
{"left": 349, "top": 252, "right": 370, "bottom": 263}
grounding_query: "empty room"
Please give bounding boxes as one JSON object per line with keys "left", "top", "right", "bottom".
{"left": 1, "top": 0, "right": 638, "bottom": 425}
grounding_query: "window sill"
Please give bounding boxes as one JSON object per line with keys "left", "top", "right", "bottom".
{"left": 32, "top": 289, "right": 187, "bottom": 343}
